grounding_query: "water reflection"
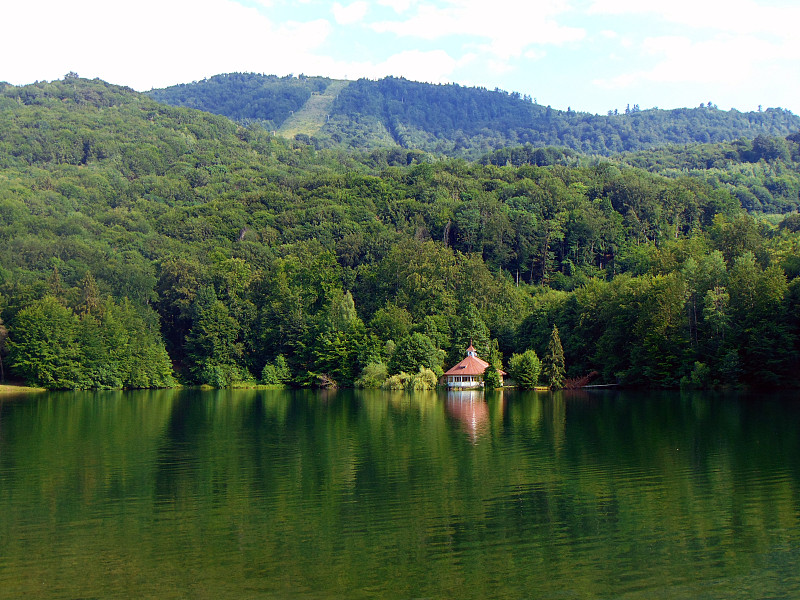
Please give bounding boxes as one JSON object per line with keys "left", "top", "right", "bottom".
{"left": 1, "top": 388, "right": 800, "bottom": 599}
{"left": 445, "top": 390, "right": 490, "bottom": 442}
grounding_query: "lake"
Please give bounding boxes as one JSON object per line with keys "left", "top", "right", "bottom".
{"left": 1, "top": 387, "right": 799, "bottom": 599}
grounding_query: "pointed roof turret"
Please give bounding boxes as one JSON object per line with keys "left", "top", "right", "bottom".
{"left": 444, "top": 343, "right": 507, "bottom": 378}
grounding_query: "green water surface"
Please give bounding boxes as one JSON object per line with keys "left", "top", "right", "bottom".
{"left": 1, "top": 388, "right": 799, "bottom": 599}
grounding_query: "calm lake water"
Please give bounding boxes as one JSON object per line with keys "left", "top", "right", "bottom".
{"left": 1, "top": 387, "right": 800, "bottom": 599}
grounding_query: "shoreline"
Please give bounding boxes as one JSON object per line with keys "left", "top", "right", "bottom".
{"left": 0, "top": 384, "right": 47, "bottom": 395}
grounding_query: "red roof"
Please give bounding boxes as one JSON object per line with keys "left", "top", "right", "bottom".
{"left": 444, "top": 354, "right": 491, "bottom": 376}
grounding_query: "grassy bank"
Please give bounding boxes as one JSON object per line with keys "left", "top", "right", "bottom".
{"left": 0, "top": 384, "right": 47, "bottom": 395}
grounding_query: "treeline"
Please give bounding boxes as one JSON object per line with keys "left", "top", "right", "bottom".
{"left": 0, "top": 77, "right": 798, "bottom": 390}
{"left": 148, "top": 73, "right": 800, "bottom": 158}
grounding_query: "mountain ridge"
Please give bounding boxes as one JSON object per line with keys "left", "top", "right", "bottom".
{"left": 147, "top": 72, "right": 800, "bottom": 158}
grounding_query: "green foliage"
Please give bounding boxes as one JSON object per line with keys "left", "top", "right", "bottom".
{"left": 407, "top": 367, "right": 439, "bottom": 390}
{"left": 382, "top": 372, "right": 410, "bottom": 390}
{"left": 483, "top": 365, "right": 501, "bottom": 390}
{"left": 0, "top": 76, "right": 798, "bottom": 389}
{"left": 185, "top": 287, "right": 246, "bottom": 386}
{"left": 8, "top": 296, "right": 81, "bottom": 388}
{"left": 151, "top": 73, "right": 800, "bottom": 158}
{"left": 261, "top": 355, "right": 291, "bottom": 385}
{"left": 369, "top": 302, "right": 414, "bottom": 342}
{"left": 508, "top": 350, "right": 541, "bottom": 389}
{"left": 542, "top": 325, "right": 566, "bottom": 389}
{"left": 7, "top": 295, "right": 174, "bottom": 389}
{"left": 449, "top": 303, "right": 491, "bottom": 365}
{"left": 0, "top": 312, "right": 7, "bottom": 382}
{"left": 680, "top": 361, "right": 712, "bottom": 389}
{"left": 381, "top": 367, "right": 437, "bottom": 390}
{"left": 388, "top": 332, "right": 444, "bottom": 376}
{"left": 618, "top": 136, "right": 800, "bottom": 214}
{"left": 482, "top": 338, "right": 504, "bottom": 389}
{"left": 355, "top": 361, "right": 388, "bottom": 389}
{"left": 148, "top": 73, "right": 332, "bottom": 130}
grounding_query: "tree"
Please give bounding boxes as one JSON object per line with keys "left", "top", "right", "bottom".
{"left": 0, "top": 316, "right": 7, "bottom": 382}
{"left": 77, "top": 272, "right": 102, "bottom": 317}
{"left": 483, "top": 338, "right": 503, "bottom": 389}
{"left": 449, "top": 303, "right": 491, "bottom": 366}
{"left": 508, "top": 349, "right": 541, "bottom": 389}
{"left": 369, "top": 302, "right": 414, "bottom": 342}
{"left": 388, "top": 332, "right": 443, "bottom": 376}
{"left": 542, "top": 325, "right": 565, "bottom": 389}
{"left": 185, "top": 286, "right": 246, "bottom": 386}
{"left": 8, "top": 296, "right": 81, "bottom": 388}
{"left": 262, "top": 355, "right": 291, "bottom": 385}
{"left": 355, "top": 361, "right": 388, "bottom": 388}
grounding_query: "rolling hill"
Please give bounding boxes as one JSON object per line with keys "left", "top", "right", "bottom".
{"left": 148, "top": 73, "right": 800, "bottom": 158}
{"left": 1, "top": 76, "right": 799, "bottom": 391}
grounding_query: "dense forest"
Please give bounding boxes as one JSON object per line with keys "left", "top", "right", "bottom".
{"left": 483, "top": 135, "right": 800, "bottom": 214}
{"left": 1, "top": 76, "right": 799, "bottom": 390}
{"left": 149, "top": 73, "right": 332, "bottom": 131}
{"left": 148, "top": 73, "right": 800, "bottom": 158}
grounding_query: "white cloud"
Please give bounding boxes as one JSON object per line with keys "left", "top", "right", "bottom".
{"left": 374, "top": 49, "right": 460, "bottom": 82}
{"left": 587, "top": 0, "right": 800, "bottom": 38}
{"left": 524, "top": 49, "right": 547, "bottom": 60}
{"left": 376, "top": 0, "right": 421, "bottom": 13}
{"left": 593, "top": 31, "right": 800, "bottom": 97}
{"left": 0, "top": 0, "right": 334, "bottom": 90}
{"left": 332, "top": 1, "right": 369, "bottom": 25}
{"left": 586, "top": 0, "right": 800, "bottom": 111}
{"left": 309, "top": 49, "right": 462, "bottom": 84}
{"left": 370, "top": 0, "right": 584, "bottom": 59}
{"left": 3, "top": 0, "right": 797, "bottom": 115}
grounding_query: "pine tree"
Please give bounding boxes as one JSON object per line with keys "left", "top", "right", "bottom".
{"left": 543, "top": 325, "right": 565, "bottom": 389}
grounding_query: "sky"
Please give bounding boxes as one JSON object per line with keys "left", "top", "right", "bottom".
{"left": 2, "top": 0, "right": 799, "bottom": 115}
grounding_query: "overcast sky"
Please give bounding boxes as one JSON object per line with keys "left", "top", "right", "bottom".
{"left": 2, "top": 0, "right": 798, "bottom": 115}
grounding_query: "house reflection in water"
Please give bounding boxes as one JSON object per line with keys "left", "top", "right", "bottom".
{"left": 446, "top": 390, "right": 490, "bottom": 443}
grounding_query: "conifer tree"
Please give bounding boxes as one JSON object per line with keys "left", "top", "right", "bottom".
{"left": 543, "top": 325, "right": 565, "bottom": 389}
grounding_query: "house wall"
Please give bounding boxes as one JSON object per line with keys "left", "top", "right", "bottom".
{"left": 447, "top": 376, "right": 484, "bottom": 389}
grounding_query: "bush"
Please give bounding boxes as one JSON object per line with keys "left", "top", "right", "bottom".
{"left": 355, "top": 361, "right": 388, "bottom": 388}
{"left": 508, "top": 350, "right": 541, "bottom": 389}
{"left": 483, "top": 365, "right": 502, "bottom": 389}
{"left": 261, "top": 355, "right": 291, "bottom": 385}
{"left": 382, "top": 372, "right": 411, "bottom": 390}
{"left": 380, "top": 367, "right": 437, "bottom": 390}
{"left": 681, "top": 361, "right": 713, "bottom": 389}
{"left": 407, "top": 366, "right": 438, "bottom": 390}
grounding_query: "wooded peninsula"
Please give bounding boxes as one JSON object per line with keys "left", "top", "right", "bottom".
{"left": 1, "top": 75, "right": 798, "bottom": 390}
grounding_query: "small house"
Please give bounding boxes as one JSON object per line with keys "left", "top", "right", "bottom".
{"left": 443, "top": 344, "right": 505, "bottom": 389}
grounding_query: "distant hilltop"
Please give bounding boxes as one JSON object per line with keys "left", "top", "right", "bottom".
{"left": 148, "top": 72, "right": 800, "bottom": 158}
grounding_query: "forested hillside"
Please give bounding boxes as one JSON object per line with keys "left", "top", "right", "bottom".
{"left": 148, "top": 73, "right": 333, "bottom": 131}
{"left": 483, "top": 135, "right": 800, "bottom": 214}
{"left": 1, "top": 77, "right": 799, "bottom": 390}
{"left": 148, "top": 73, "right": 800, "bottom": 158}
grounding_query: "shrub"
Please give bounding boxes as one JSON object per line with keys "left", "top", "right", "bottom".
{"left": 508, "top": 350, "right": 541, "bottom": 389}
{"left": 355, "top": 361, "right": 388, "bottom": 388}
{"left": 382, "top": 372, "right": 411, "bottom": 390}
{"left": 261, "top": 355, "right": 291, "bottom": 385}
{"left": 407, "top": 366, "right": 438, "bottom": 390}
